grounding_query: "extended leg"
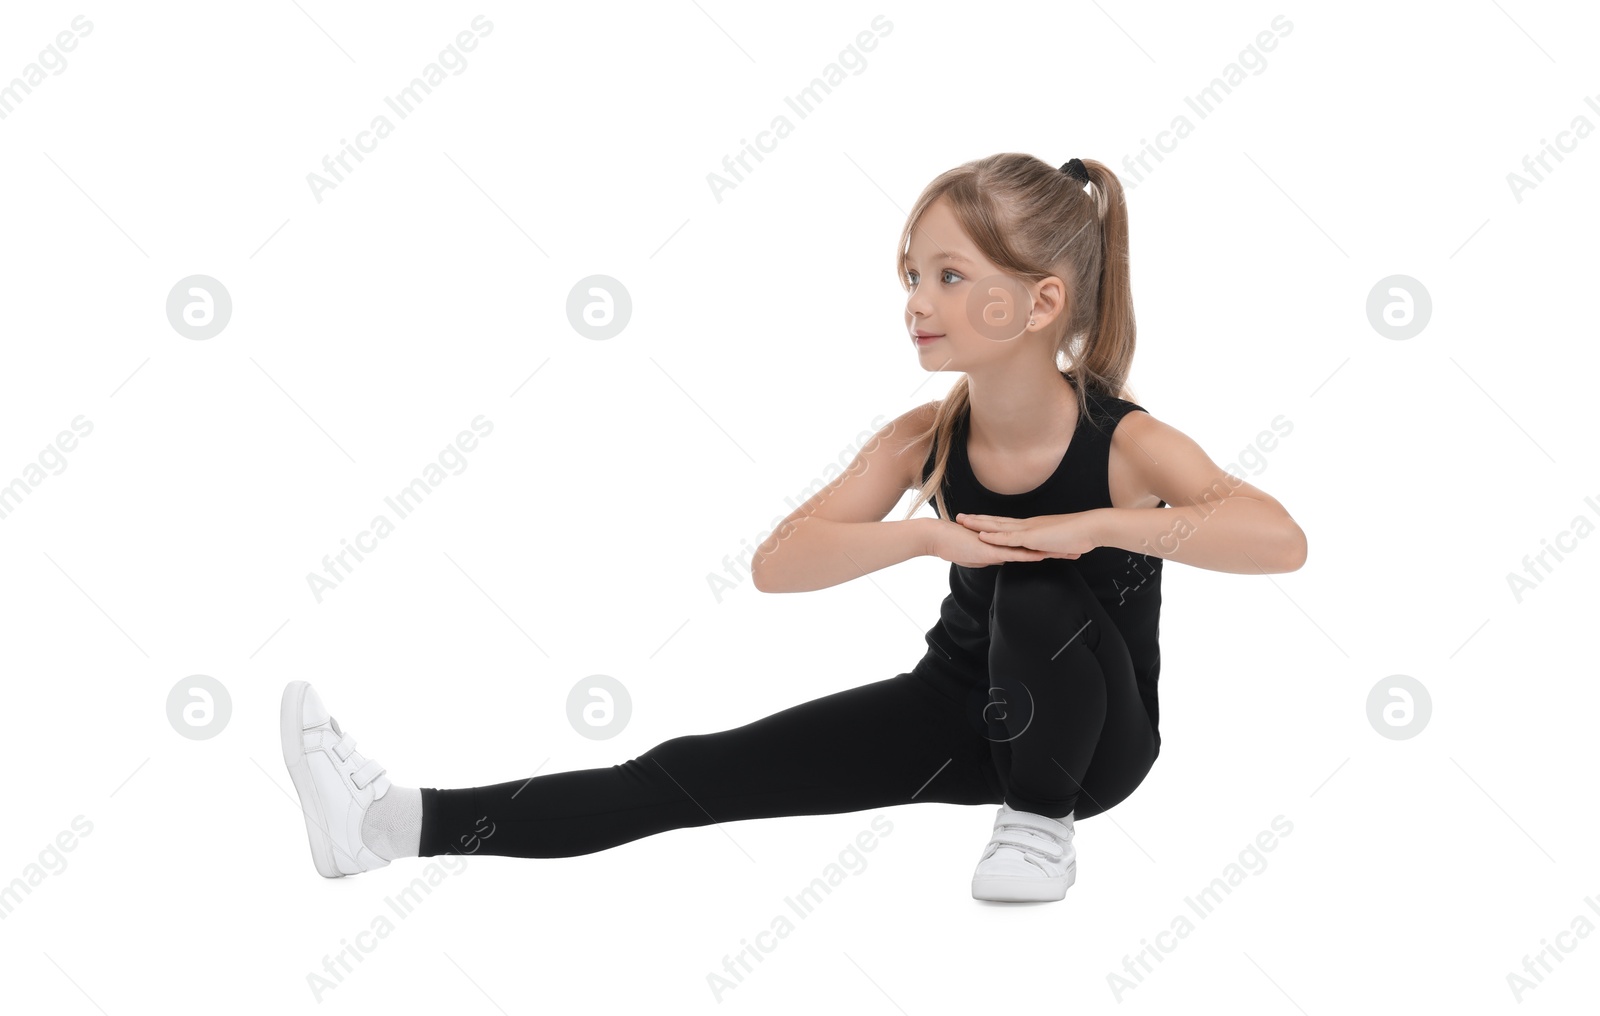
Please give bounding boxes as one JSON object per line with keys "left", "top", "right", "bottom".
{"left": 419, "top": 671, "right": 1004, "bottom": 858}
{"left": 985, "top": 557, "right": 1157, "bottom": 820}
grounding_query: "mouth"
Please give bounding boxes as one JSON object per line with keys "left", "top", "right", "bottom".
{"left": 913, "top": 333, "right": 943, "bottom": 344}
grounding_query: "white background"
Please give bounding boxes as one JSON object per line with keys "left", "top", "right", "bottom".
{"left": 1, "top": 1, "right": 1595, "bottom": 1012}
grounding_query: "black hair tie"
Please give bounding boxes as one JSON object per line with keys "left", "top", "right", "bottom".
{"left": 1059, "top": 158, "right": 1090, "bottom": 184}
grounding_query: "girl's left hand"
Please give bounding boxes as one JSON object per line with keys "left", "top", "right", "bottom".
{"left": 954, "top": 510, "right": 1103, "bottom": 559}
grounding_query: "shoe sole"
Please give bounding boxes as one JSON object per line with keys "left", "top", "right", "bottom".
{"left": 280, "top": 680, "right": 343, "bottom": 879}
{"left": 972, "top": 859, "right": 1077, "bottom": 902}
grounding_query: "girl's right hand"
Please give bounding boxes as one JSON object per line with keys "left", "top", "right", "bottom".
{"left": 927, "top": 519, "right": 1065, "bottom": 568}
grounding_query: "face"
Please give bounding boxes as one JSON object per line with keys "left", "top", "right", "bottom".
{"left": 903, "top": 196, "right": 1050, "bottom": 370}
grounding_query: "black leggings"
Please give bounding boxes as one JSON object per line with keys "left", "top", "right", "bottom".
{"left": 419, "top": 558, "right": 1158, "bottom": 858}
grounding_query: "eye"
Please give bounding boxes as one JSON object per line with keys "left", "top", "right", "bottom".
{"left": 905, "top": 268, "right": 964, "bottom": 287}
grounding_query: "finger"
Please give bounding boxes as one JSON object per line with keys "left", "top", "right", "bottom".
{"left": 977, "top": 530, "right": 1020, "bottom": 546}
{"left": 960, "top": 513, "right": 1021, "bottom": 530}
{"left": 1005, "top": 545, "right": 1053, "bottom": 559}
{"left": 959, "top": 513, "right": 1021, "bottom": 530}
{"left": 995, "top": 543, "right": 1043, "bottom": 558}
{"left": 1006, "top": 550, "right": 1050, "bottom": 562}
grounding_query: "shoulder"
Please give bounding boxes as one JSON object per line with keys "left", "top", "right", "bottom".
{"left": 1099, "top": 395, "right": 1165, "bottom": 509}
{"left": 887, "top": 399, "right": 940, "bottom": 448}
{"left": 865, "top": 400, "right": 943, "bottom": 490}
{"left": 1083, "top": 388, "right": 1150, "bottom": 432}
{"left": 1106, "top": 406, "right": 1252, "bottom": 511}
{"left": 1097, "top": 393, "right": 1161, "bottom": 449}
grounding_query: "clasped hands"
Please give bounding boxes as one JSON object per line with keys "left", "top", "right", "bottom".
{"left": 930, "top": 509, "right": 1106, "bottom": 569}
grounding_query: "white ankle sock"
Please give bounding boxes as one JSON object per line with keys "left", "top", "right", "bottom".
{"left": 361, "top": 785, "right": 421, "bottom": 860}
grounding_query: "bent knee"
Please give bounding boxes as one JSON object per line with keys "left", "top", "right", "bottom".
{"left": 994, "top": 558, "right": 1091, "bottom": 601}
{"left": 993, "top": 560, "right": 1098, "bottom": 633}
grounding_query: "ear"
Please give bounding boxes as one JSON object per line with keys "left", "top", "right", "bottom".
{"left": 1028, "top": 275, "right": 1070, "bottom": 331}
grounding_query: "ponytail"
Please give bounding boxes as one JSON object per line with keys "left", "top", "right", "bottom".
{"left": 1070, "top": 160, "right": 1137, "bottom": 405}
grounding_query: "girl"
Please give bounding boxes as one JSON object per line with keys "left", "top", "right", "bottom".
{"left": 280, "top": 153, "right": 1306, "bottom": 903}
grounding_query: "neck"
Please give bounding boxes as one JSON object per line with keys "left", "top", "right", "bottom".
{"left": 964, "top": 363, "right": 1079, "bottom": 451}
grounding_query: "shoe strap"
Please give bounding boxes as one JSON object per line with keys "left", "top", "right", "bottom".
{"left": 351, "top": 756, "right": 387, "bottom": 790}
{"left": 995, "top": 808, "right": 1074, "bottom": 840}
{"left": 333, "top": 731, "right": 358, "bottom": 762}
{"left": 989, "top": 827, "right": 1067, "bottom": 863}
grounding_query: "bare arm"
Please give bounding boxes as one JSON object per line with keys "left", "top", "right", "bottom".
{"left": 750, "top": 406, "right": 937, "bottom": 594}
{"left": 1092, "top": 411, "right": 1308, "bottom": 574}
{"left": 753, "top": 517, "right": 938, "bottom": 593}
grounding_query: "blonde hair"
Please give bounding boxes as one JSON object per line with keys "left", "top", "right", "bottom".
{"left": 898, "top": 153, "right": 1138, "bottom": 522}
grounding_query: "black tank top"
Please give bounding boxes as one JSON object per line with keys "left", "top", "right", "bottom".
{"left": 917, "top": 375, "right": 1166, "bottom": 747}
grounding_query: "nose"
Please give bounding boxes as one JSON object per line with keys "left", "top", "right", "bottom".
{"left": 905, "top": 290, "right": 932, "bottom": 322}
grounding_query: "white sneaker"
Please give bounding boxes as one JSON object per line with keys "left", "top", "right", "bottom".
{"left": 280, "top": 680, "right": 393, "bottom": 878}
{"left": 971, "top": 802, "right": 1076, "bottom": 902}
